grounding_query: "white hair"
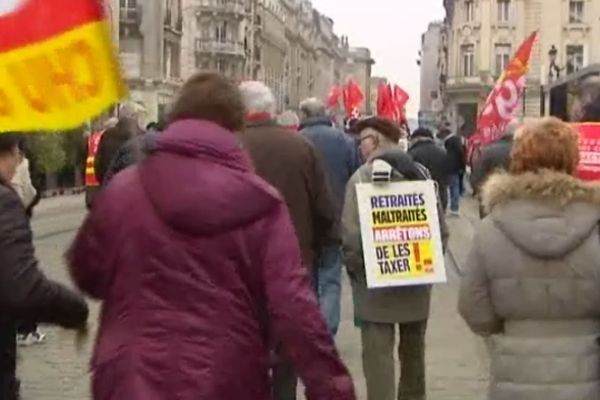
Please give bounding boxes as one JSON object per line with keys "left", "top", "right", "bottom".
{"left": 277, "top": 110, "right": 300, "bottom": 128}
{"left": 239, "top": 81, "right": 276, "bottom": 115}
{"left": 299, "top": 97, "right": 326, "bottom": 118}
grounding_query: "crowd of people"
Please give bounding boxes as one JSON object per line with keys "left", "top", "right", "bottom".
{"left": 1, "top": 70, "right": 600, "bottom": 400}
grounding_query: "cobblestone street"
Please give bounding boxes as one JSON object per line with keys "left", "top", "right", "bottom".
{"left": 19, "top": 195, "right": 489, "bottom": 399}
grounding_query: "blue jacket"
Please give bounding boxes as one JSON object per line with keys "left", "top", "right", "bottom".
{"left": 300, "top": 117, "right": 361, "bottom": 215}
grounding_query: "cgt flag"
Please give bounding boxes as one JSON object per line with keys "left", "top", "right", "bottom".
{"left": 470, "top": 31, "right": 538, "bottom": 155}
{"left": 0, "top": 0, "right": 126, "bottom": 132}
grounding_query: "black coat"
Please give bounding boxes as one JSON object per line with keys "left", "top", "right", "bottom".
{"left": 444, "top": 134, "right": 466, "bottom": 175}
{"left": 0, "top": 183, "right": 88, "bottom": 399}
{"left": 470, "top": 135, "right": 513, "bottom": 194}
{"left": 408, "top": 138, "right": 450, "bottom": 188}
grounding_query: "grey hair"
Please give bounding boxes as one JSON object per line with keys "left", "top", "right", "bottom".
{"left": 277, "top": 110, "right": 300, "bottom": 128}
{"left": 299, "top": 97, "right": 326, "bottom": 118}
{"left": 239, "top": 81, "right": 276, "bottom": 115}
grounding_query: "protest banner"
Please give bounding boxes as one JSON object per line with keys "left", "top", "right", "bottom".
{"left": 574, "top": 123, "right": 600, "bottom": 181}
{"left": 0, "top": 0, "right": 126, "bottom": 132}
{"left": 356, "top": 180, "right": 447, "bottom": 289}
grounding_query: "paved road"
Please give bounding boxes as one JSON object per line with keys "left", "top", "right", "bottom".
{"left": 19, "top": 195, "right": 489, "bottom": 399}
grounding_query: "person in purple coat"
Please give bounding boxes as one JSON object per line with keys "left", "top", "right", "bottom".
{"left": 67, "top": 73, "right": 355, "bottom": 400}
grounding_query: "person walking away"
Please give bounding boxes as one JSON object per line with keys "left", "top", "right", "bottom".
{"left": 459, "top": 117, "right": 600, "bottom": 400}
{"left": 68, "top": 73, "right": 354, "bottom": 400}
{"left": 343, "top": 117, "right": 449, "bottom": 400}
{"left": 299, "top": 98, "right": 361, "bottom": 336}
{"left": 239, "top": 82, "right": 338, "bottom": 400}
{"left": 0, "top": 133, "right": 89, "bottom": 400}
{"left": 11, "top": 139, "right": 47, "bottom": 346}
{"left": 440, "top": 128, "right": 466, "bottom": 216}
{"left": 277, "top": 110, "right": 301, "bottom": 132}
{"left": 408, "top": 127, "right": 450, "bottom": 211}
{"left": 470, "top": 120, "right": 519, "bottom": 218}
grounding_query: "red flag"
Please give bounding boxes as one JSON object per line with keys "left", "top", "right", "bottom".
{"left": 326, "top": 85, "right": 342, "bottom": 109}
{"left": 472, "top": 31, "right": 538, "bottom": 148}
{"left": 343, "top": 78, "right": 364, "bottom": 118}
{"left": 377, "top": 83, "right": 395, "bottom": 119}
{"left": 392, "top": 85, "right": 410, "bottom": 123}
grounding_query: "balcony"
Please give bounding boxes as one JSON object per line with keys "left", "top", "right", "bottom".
{"left": 195, "top": 39, "right": 245, "bottom": 58}
{"left": 120, "top": 7, "right": 139, "bottom": 24}
{"left": 197, "top": 0, "right": 246, "bottom": 18}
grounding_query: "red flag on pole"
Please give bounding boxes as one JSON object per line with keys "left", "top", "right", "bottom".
{"left": 392, "top": 85, "right": 410, "bottom": 123}
{"left": 326, "top": 85, "right": 342, "bottom": 109}
{"left": 470, "top": 31, "right": 538, "bottom": 156}
{"left": 377, "top": 83, "right": 395, "bottom": 119}
{"left": 343, "top": 78, "right": 364, "bottom": 118}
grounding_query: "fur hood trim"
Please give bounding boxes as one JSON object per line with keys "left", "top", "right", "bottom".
{"left": 482, "top": 170, "right": 600, "bottom": 213}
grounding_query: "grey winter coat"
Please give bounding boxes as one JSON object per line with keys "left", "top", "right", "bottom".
{"left": 342, "top": 149, "right": 449, "bottom": 323}
{"left": 459, "top": 170, "right": 600, "bottom": 400}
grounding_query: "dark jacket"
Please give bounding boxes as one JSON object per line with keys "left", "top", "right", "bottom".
{"left": 102, "top": 131, "right": 159, "bottom": 185}
{"left": 444, "top": 134, "right": 466, "bottom": 175}
{"left": 68, "top": 120, "right": 355, "bottom": 400}
{"left": 241, "top": 119, "right": 337, "bottom": 266}
{"left": 470, "top": 134, "right": 513, "bottom": 194}
{"left": 408, "top": 137, "right": 450, "bottom": 188}
{"left": 300, "top": 116, "right": 361, "bottom": 212}
{"left": 0, "top": 182, "right": 88, "bottom": 400}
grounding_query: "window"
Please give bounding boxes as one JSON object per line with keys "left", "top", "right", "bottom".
{"left": 497, "top": 0, "right": 510, "bottom": 22}
{"left": 216, "top": 59, "right": 227, "bottom": 73}
{"left": 494, "top": 44, "right": 512, "bottom": 76}
{"left": 120, "top": 0, "right": 137, "bottom": 7}
{"left": 566, "top": 45, "right": 584, "bottom": 74}
{"left": 569, "top": 0, "right": 584, "bottom": 23}
{"left": 461, "top": 44, "right": 475, "bottom": 77}
{"left": 215, "top": 21, "right": 228, "bottom": 42}
{"left": 465, "top": 0, "right": 475, "bottom": 22}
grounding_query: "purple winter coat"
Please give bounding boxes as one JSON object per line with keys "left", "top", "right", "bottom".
{"left": 67, "top": 120, "right": 355, "bottom": 400}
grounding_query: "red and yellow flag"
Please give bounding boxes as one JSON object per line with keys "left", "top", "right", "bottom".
{"left": 0, "top": 0, "right": 125, "bottom": 132}
{"left": 469, "top": 31, "right": 537, "bottom": 160}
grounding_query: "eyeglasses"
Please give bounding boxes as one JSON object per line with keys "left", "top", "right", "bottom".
{"left": 358, "top": 134, "right": 376, "bottom": 145}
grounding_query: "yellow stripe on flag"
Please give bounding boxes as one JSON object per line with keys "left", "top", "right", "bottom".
{"left": 0, "top": 21, "right": 126, "bottom": 132}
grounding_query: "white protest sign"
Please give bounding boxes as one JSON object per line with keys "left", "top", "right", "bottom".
{"left": 356, "top": 180, "right": 447, "bottom": 289}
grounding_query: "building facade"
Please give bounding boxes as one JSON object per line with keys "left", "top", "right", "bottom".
{"left": 441, "top": 0, "right": 600, "bottom": 136}
{"left": 419, "top": 21, "right": 445, "bottom": 129}
{"left": 344, "top": 44, "right": 376, "bottom": 114}
{"left": 114, "top": 0, "right": 183, "bottom": 124}
{"left": 181, "top": 0, "right": 374, "bottom": 112}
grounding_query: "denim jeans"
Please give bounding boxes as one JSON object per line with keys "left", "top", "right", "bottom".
{"left": 449, "top": 174, "right": 462, "bottom": 212}
{"left": 313, "top": 245, "right": 342, "bottom": 336}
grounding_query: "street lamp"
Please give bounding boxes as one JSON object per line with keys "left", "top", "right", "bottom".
{"left": 548, "top": 45, "right": 564, "bottom": 82}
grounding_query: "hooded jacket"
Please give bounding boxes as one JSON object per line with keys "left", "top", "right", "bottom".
{"left": 0, "top": 180, "right": 88, "bottom": 400}
{"left": 68, "top": 120, "right": 355, "bottom": 400}
{"left": 459, "top": 170, "right": 600, "bottom": 400}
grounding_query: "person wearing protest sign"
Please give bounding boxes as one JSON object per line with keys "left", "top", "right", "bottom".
{"left": 68, "top": 73, "right": 354, "bottom": 400}
{"left": 0, "top": 133, "right": 89, "bottom": 400}
{"left": 239, "top": 81, "right": 339, "bottom": 400}
{"left": 459, "top": 117, "right": 600, "bottom": 400}
{"left": 299, "top": 97, "right": 362, "bottom": 337}
{"left": 343, "top": 117, "right": 449, "bottom": 400}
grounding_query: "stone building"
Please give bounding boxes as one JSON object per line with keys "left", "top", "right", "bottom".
{"left": 181, "top": 0, "right": 374, "bottom": 112}
{"left": 113, "top": 0, "right": 183, "bottom": 123}
{"left": 419, "top": 21, "right": 445, "bottom": 129}
{"left": 442, "top": 0, "right": 600, "bottom": 136}
{"left": 343, "top": 43, "right": 376, "bottom": 114}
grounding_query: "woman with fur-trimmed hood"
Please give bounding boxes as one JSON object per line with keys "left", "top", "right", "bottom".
{"left": 459, "top": 117, "right": 600, "bottom": 400}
